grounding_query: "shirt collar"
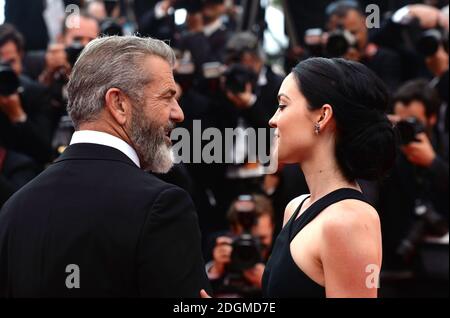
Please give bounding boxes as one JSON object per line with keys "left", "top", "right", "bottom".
{"left": 70, "top": 130, "right": 141, "bottom": 168}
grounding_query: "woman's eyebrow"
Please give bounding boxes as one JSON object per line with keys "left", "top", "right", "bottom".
{"left": 278, "top": 93, "right": 291, "bottom": 102}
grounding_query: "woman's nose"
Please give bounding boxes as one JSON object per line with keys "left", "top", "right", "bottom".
{"left": 269, "top": 110, "right": 279, "bottom": 128}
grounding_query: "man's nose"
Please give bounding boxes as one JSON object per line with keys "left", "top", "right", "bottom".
{"left": 171, "top": 100, "right": 185, "bottom": 123}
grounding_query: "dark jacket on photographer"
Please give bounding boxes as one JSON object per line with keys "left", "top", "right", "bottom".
{"left": 378, "top": 126, "right": 449, "bottom": 270}
{"left": 361, "top": 44, "right": 404, "bottom": 92}
{"left": 178, "top": 23, "right": 232, "bottom": 79}
{"left": 369, "top": 14, "right": 436, "bottom": 82}
{"left": 23, "top": 50, "right": 71, "bottom": 134}
{"left": 0, "top": 75, "right": 53, "bottom": 164}
{"left": 134, "top": 0, "right": 178, "bottom": 42}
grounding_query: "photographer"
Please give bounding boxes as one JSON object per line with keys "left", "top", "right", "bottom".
{"left": 38, "top": 13, "right": 100, "bottom": 88}
{"left": 23, "top": 13, "right": 100, "bottom": 150}
{"left": 206, "top": 194, "right": 275, "bottom": 297}
{"left": 0, "top": 24, "right": 53, "bottom": 164}
{"left": 370, "top": 4, "right": 449, "bottom": 82}
{"left": 379, "top": 80, "right": 448, "bottom": 275}
{"left": 324, "top": 0, "right": 403, "bottom": 91}
{"left": 221, "top": 32, "right": 284, "bottom": 129}
{"left": 134, "top": 0, "right": 179, "bottom": 41}
{"left": 177, "top": 0, "right": 231, "bottom": 75}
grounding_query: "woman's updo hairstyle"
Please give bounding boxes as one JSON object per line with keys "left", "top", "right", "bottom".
{"left": 292, "top": 57, "right": 397, "bottom": 181}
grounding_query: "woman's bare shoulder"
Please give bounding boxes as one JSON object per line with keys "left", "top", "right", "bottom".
{"left": 283, "top": 194, "right": 310, "bottom": 227}
{"left": 320, "top": 199, "right": 381, "bottom": 250}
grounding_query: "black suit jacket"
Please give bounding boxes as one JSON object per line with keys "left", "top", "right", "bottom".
{"left": 0, "top": 143, "right": 210, "bottom": 297}
{"left": 0, "top": 148, "right": 38, "bottom": 208}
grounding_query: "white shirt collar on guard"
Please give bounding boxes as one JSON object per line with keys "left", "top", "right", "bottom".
{"left": 70, "top": 130, "right": 141, "bottom": 168}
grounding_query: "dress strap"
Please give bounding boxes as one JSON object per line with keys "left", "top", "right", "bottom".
{"left": 288, "top": 188, "right": 370, "bottom": 242}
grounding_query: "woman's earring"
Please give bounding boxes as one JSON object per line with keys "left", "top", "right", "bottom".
{"left": 314, "top": 123, "right": 321, "bottom": 135}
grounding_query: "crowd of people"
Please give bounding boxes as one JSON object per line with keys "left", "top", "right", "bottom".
{"left": 0, "top": 0, "right": 448, "bottom": 298}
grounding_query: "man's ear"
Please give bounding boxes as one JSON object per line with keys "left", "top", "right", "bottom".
{"left": 104, "top": 88, "right": 131, "bottom": 126}
{"left": 317, "top": 104, "right": 334, "bottom": 129}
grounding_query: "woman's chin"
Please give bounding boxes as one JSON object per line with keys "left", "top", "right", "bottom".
{"left": 276, "top": 149, "right": 296, "bottom": 165}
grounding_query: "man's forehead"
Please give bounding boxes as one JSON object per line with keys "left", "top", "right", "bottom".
{"left": 144, "top": 56, "right": 175, "bottom": 81}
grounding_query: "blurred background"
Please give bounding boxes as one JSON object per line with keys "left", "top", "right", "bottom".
{"left": 0, "top": 0, "right": 448, "bottom": 298}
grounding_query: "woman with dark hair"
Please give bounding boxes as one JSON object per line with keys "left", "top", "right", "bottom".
{"left": 261, "top": 57, "right": 397, "bottom": 298}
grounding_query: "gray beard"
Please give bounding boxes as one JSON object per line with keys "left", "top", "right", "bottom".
{"left": 130, "top": 108, "right": 175, "bottom": 174}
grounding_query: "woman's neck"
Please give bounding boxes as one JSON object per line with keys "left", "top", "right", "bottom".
{"left": 300, "top": 147, "right": 360, "bottom": 203}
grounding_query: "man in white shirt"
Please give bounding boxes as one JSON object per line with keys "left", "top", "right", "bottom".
{"left": 0, "top": 35, "right": 211, "bottom": 298}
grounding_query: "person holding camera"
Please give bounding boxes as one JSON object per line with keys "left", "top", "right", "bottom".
{"left": 206, "top": 194, "right": 275, "bottom": 297}
{"left": 22, "top": 13, "right": 101, "bottom": 152}
{"left": 0, "top": 24, "right": 53, "bottom": 164}
{"left": 379, "top": 80, "right": 449, "bottom": 275}
{"left": 177, "top": 0, "right": 231, "bottom": 75}
{"left": 221, "top": 32, "right": 284, "bottom": 129}
{"left": 37, "top": 13, "right": 100, "bottom": 88}
{"left": 324, "top": 0, "right": 403, "bottom": 91}
{"left": 134, "top": 0, "right": 179, "bottom": 41}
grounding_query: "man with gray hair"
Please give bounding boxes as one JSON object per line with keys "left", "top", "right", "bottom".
{"left": 0, "top": 36, "right": 211, "bottom": 297}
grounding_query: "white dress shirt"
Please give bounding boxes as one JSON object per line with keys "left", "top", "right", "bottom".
{"left": 70, "top": 130, "right": 141, "bottom": 168}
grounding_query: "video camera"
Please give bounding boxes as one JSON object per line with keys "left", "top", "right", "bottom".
{"left": 397, "top": 198, "right": 448, "bottom": 265}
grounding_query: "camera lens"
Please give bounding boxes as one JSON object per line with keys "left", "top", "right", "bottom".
{"left": 0, "top": 63, "right": 20, "bottom": 96}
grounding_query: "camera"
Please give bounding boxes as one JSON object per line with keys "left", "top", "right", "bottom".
{"left": 222, "top": 64, "right": 257, "bottom": 94}
{"left": 304, "top": 26, "right": 358, "bottom": 58}
{"left": 397, "top": 199, "right": 448, "bottom": 265}
{"left": 326, "top": 27, "right": 358, "bottom": 58}
{"left": 0, "top": 62, "right": 20, "bottom": 96}
{"left": 228, "top": 195, "right": 263, "bottom": 272}
{"left": 396, "top": 117, "right": 426, "bottom": 145}
{"left": 65, "top": 42, "right": 85, "bottom": 67}
{"left": 416, "top": 28, "right": 449, "bottom": 57}
{"left": 100, "top": 18, "right": 123, "bottom": 36}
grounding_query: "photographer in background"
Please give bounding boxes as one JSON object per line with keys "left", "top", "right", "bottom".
{"left": 0, "top": 24, "right": 53, "bottom": 164}
{"left": 22, "top": 13, "right": 100, "bottom": 156}
{"left": 37, "top": 13, "right": 100, "bottom": 89}
{"left": 206, "top": 194, "right": 275, "bottom": 297}
{"left": 324, "top": 0, "right": 403, "bottom": 91}
{"left": 221, "top": 32, "right": 283, "bottom": 129}
{"left": 178, "top": 0, "right": 231, "bottom": 75}
{"left": 379, "top": 80, "right": 448, "bottom": 281}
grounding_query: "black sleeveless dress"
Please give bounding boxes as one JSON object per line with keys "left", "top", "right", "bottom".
{"left": 262, "top": 188, "right": 371, "bottom": 298}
